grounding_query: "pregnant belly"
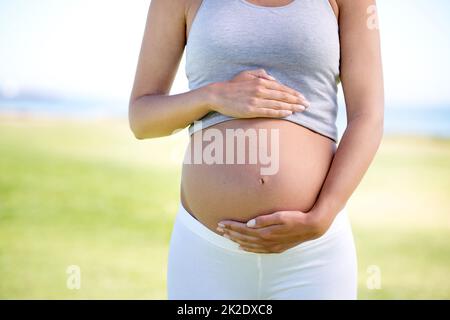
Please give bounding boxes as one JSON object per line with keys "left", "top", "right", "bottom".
{"left": 180, "top": 118, "right": 336, "bottom": 234}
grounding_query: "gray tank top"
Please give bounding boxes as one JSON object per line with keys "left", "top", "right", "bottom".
{"left": 186, "top": 0, "right": 340, "bottom": 142}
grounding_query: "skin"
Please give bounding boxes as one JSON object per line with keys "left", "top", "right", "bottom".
{"left": 129, "top": 0, "right": 384, "bottom": 253}
{"left": 128, "top": 0, "right": 309, "bottom": 138}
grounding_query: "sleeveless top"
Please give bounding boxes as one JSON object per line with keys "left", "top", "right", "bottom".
{"left": 185, "top": 0, "right": 340, "bottom": 142}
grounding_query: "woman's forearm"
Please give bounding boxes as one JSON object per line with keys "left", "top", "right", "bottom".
{"left": 128, "top": 84, "right": 216, "bottom": 139}
{"left": 311, "top": 111, "right": 384, "bottom": 225}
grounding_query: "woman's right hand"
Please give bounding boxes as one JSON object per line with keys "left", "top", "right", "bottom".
{"left": 207, "top": 69, "right": 310, "bottom": 118}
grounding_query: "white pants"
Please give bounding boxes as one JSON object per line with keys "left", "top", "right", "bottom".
{"left": 167, "top": 202, "right": 358, "bottom": 300}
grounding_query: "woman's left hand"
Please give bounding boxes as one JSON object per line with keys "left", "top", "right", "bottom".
{"left": 217, "top": 210, "right": 331, "bottom": 253}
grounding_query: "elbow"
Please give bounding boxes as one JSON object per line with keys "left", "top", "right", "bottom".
{"left": 128, "top": 96, "right": 184, "bottom": 139}
{"left": 370, "top": 117, "right": 384, "bottom": 153}
{"left": 128, "top": 108, "right": 169, "bottom": 140}
{"left": 128, "top": 97, "right": 163, "bottom": 140}
{"left": 348, "top": 109, "right": 384, "bottom": 142}
{"left": 128, "top": 100, "right": 147, "bottom": 140}
{"left": 130, "top": 125, "right": 146, "bottom": 140}
{"left": 129, "top": 121, "right": 171, "bottom": 140}
{"left": 129, "top": 118, "right": 143, "bottom": 140}
{"left": 371, "top": 110, "right": 384, "bottom": 141}
{"left": 129, "top": 116, "right": 150, "bottom": 140}
{"left": 365, "top": 113, "right": 384, "bottom": 143}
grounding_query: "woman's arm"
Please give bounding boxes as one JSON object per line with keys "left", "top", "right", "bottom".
{"left": 129, "top": 0, "right": 308, "bottom": 139}
{"left": 129, "top": 0, "right": 212, "bottom": 139}
{"left": 310, "top": 0, "right": 384, "bottom": 231}
{"left": 217, "top": 0, "right": 384, "bottom": 253}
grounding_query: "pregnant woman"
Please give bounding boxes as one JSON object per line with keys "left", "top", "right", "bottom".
{"left": 129, "top": 0, "right": 384, "bottom": 299}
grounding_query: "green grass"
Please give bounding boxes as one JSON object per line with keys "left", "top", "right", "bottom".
{"left": 0, "top": 117, "right": 449, "bottom": 299}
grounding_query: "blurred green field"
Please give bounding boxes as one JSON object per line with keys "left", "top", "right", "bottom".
{"left": 0, "top": 116, "right": 449, "bottom": 299}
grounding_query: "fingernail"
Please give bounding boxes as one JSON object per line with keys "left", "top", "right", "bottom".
{"left": 283, "top": 111, "right": 292, "bottom": 116}
{"left": 268, "top": 75, "right": 276, "bottom": 81}
{"left": 223, "top": 234, "right": 230, "bottom": 239}
{"left": 296, "top": 105, "right": 306, "bottom": 111}
{"left": 216, "top": 227, "right": 224, "bottom": 233}
{"left": 304, "top": 101, "right": 310, "bottom": 108}
{"left": 218, "top": 222, "right": 225, "bottom": 228}
{"left": 247, "top": 219, "right": 256, "bottom": 228}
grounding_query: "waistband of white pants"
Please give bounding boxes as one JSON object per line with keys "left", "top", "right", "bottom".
{"left": 176, "top": 202, "right": 350, "bottom": 255}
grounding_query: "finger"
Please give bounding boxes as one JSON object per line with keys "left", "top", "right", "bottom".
{"left": 224, "top": 234, "right": 266, "bottom": 249}
{"left": 246, "top": 107, "right": 293, "bottom": 118}
{"left": 251, "top": 225, "right": 287, "bottom": 242}
{"left": 219, "top": 220, "right": 262, "bottom": 237}
{"left": 264, "top": 80, "right": 307, "bottom": 101}
{"left": 239, "top": 246, "right": 271, "bottom": 254}
{"left": 224, "top": 228, "right": 262, "bottom": 243}
{"left": 261, "top": 88, "right": 310, "bottom": 108}
{"left": 246, "top": 212, "right": 284, "bottom": 229}
{"left": 256, "top": 99, "right": 306, "bottom": 113}
{"left": 248, "top": 69, "right": 277, "bottom": 81}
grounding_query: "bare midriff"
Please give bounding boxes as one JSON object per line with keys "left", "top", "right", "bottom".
{"left": 180, "top": 118, "right": 336, "bottom": 234}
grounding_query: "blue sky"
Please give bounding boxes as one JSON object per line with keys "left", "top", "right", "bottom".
{"left": 0, "top": 0, "right": 450, "bottom": 107}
